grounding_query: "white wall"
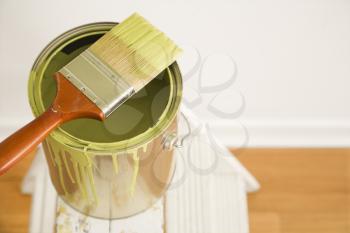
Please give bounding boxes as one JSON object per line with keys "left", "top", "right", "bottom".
{"left": 1, "top": 0, "right": 350, "bottom": 147}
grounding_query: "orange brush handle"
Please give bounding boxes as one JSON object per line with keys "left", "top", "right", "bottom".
{"left": 0, "top": 108, "right": 63, "bottom": 175}
{"left": 0, "top": 73, "right": 104, "bottom": 176}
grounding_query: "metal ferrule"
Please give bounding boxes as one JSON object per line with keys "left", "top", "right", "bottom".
{"left": 59, "top": 50, "right": 135, "bottom": 117}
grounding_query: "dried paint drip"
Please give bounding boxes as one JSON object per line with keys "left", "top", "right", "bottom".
{"left": 46, "top": 139, "right": 97, "bottom": 203}
{"left": 130, "top": 154, "right": 140, "bottom": 195}
{"left": 45, "top": 137, "right": 145, "bottom": 205}
{"left": 112, "top": 155, "right": 119, "bottom": 175}
{"left": 129, "top": 151, "right": 140, "bottom": 196}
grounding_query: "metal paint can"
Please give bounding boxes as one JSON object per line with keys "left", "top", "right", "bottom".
{"left": 28, "top": 22, "right": 183, "bottom": 219}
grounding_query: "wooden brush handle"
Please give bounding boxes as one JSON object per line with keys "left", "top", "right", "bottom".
{"left": 0, "top": 73, "right": 104, "bottom": 176}
{"left": 0, "top": 108, "right": 63, "bottom": 175}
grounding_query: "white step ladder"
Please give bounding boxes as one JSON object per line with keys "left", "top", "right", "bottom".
{"left": 22, "top": 107, "right": 260, "bottom": 233}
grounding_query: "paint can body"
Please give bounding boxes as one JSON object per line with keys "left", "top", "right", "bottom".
{"left": 28, "top": 22, "right": 183, "bottom": 219}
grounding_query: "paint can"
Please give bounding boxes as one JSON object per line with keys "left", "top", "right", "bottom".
{"left": 28, "top": 22, "right": 183, "bottom": 219}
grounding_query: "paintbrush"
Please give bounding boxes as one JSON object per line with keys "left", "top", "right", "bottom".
{"left": 0, "top": 13, "right": 182, "bottom": 175}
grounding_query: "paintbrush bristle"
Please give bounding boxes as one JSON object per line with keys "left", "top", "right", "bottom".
{"left": 88, "top": 13, "right": 182, "bottom": 91}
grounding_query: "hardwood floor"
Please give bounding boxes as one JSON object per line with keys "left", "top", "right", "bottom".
{"left": 0, "top": 151, "right": 35, "bottom": 233}
{"left": 234, "top": 148, "right": 350, "bottom": 233}
{"left": 0, "top": 149, "right": 349, "bottom": 233}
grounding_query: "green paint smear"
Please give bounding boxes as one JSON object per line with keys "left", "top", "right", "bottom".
{"left": 40, "top": 34, "right": 170, "bottom": 142}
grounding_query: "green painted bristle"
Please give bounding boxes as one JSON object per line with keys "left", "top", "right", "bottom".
{"left": 89, "top": 13, "right": 182, "bottom": 91}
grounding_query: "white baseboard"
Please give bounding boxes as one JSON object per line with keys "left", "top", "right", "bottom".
{"left": 208, "top": 119, "right": 350, "bottom": 148}
{"left": 1, "top": 117, "right": 350, "bottom": 148}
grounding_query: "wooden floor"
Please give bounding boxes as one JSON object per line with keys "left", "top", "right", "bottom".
{"left": 234, "top": 148, "right": 350, "bottom": 233}
{"left": 0, "top": 152, "right": 35, "bottom": 233}
{"left": 0, "top": 149, "right": 349, "bottom": 233}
